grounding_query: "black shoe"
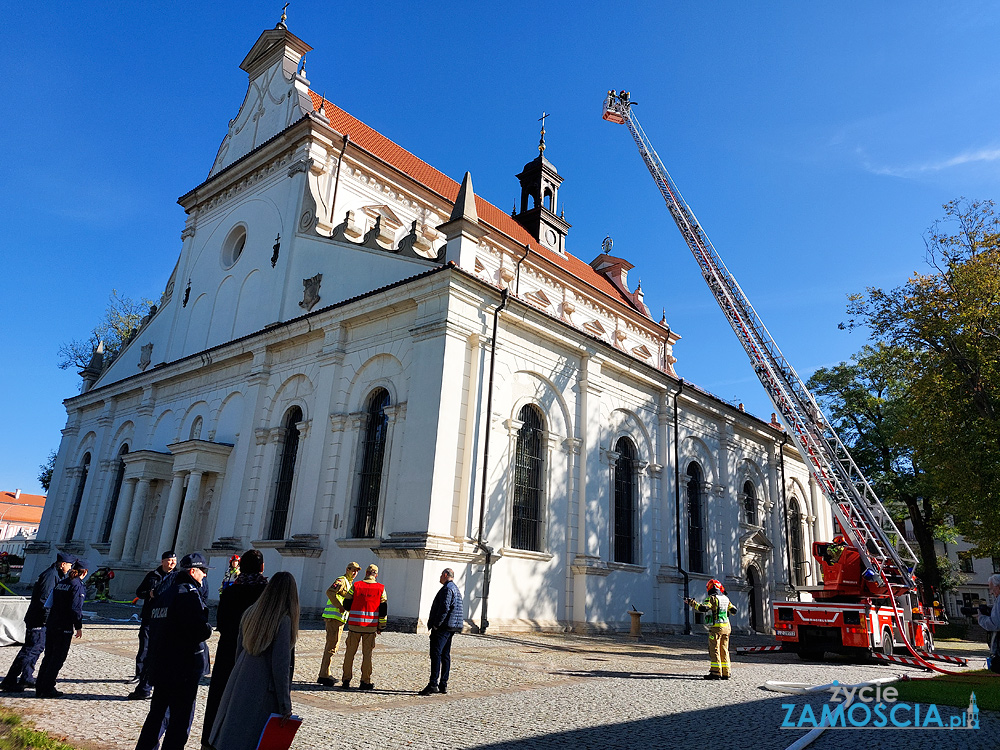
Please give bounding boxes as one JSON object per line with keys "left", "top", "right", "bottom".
{"left": 721, "top": 675, "right": 731, "bottom": 680}
{"left": 126, "top": 689, "right": 151, "bottom": 700}
{"left": 359, "top": 682, "right": 375, "bottom": 691}
{"left": 418, "top": 684, "right": 437, "bottom": 696}
{"left": 36, "top": 689, "right": 64, "bottom": 698}
{"left": 704, "top": 673, "right": 722, "bottom": 680}
{"left": 0, "top": 683, "right": 23, "bottom": 693}
{"left": 439, "top": 683, "right": 448, "bottom": 694}
{"left": 317, "top": 677, "right": 336, "bottom": 687}
{"left": 340, "top": 681, "right": 351, "bottom": 690}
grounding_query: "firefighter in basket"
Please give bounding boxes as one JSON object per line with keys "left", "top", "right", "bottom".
{"left": 685, "top": 579, "right": 737, "bottom": 680}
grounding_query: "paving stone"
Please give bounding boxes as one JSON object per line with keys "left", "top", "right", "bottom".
{"left": 0, "top": 603, "right": 996, "bottom": 749}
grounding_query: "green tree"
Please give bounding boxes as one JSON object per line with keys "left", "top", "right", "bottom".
{"left": 57, "top": 290, "right": 155, "bottom": 371}
{"left": 37, "top": 450, "right": 56, "bottom": 493}
{"left": 844, "top": 198, "right": 1000, "bottom": 554}
{"left": 807, "top": 344, "right": 946, "bottom": 599}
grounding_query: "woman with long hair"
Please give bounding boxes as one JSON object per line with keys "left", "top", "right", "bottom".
{"left": 208, "top": 571, "right": 299, "bottom": 750}
{"left": 200, "top": 549, "right": 267, "bottom": 749}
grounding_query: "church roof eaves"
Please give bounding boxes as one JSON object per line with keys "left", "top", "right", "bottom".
{"left": 306, "top": 92, "right": 650, "bottom": 320}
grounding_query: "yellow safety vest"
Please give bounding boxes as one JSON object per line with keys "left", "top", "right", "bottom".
{"left": 323, "top": 575, "right": 352, "bottom": 623}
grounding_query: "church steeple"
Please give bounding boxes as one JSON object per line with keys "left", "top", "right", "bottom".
{"left": 512, "top": 114, "right": 571, "bottom": 254}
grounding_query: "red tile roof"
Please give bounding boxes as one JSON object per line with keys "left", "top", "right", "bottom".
{"left": 0, "top": 491, "right": 45, "bottom": 525}
{"left": 309, "top": 92, "right": 643, "bottom": 315}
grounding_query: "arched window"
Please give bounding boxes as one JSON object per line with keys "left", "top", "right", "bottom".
{"left": 267, "top": 406, "right": 302, "bottom": 540}
{"left": 613, "top": 437, "right": 637, "bottom": 564}
{"left": 789, "top": 497, "right": 804, "bottom": 586}
{"left": 352, "top": 389, "right": 390, "bottom": 539}
{"left": 511, "top": 405, "right": 545, "bottom": 551}
{"left": 101, "top": 444, "right": 129, "bottom": 543}
{"left": 686, "top": 462, "right": 704, "bottom": 574}
{"left": 65, "top": 452, "right": 91, "bottom": 542}
{"left": 742, "top": 480, "right": 757, "bottom": 526}
{"left": 543, "top": 188, "right": 553, "bottom": 210}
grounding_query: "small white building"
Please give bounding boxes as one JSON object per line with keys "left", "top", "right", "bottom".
{"left": 24, "top": 20, "right": 833, "bottom": 633}
{"left": 0, "top": 490, "right": 44, "bottom": 557}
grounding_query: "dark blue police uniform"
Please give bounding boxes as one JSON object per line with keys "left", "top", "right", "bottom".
{"left": 0, "top": 556, "right": 71, "bottom": 691}
{"left": 35, "top": 560, "right": 87, "bottom": 698}
{"left": 135, "top": 557, "right": 212, "bottom": 750}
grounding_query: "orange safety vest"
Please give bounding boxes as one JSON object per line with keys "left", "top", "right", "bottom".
{"left": 347, "top": 580, "right": 385, "bottom": 629}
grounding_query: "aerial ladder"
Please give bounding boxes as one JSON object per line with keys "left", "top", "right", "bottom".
{"left": 602, "top": 91, "right": 962, "bottom": 671}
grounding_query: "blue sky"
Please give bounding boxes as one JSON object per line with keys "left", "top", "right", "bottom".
{"left": 2, "top": 2, "right": 1000, "bottom": 494}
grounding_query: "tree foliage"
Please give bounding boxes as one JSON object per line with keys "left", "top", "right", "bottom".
{"left": 37, "top": 450, "right": 56, "bottom": 493}
{"left": 842, "top": 198, "right": 1000, "bottom": 555}
{"left": 57, "top": 290, "right": 155, "bottom": 371}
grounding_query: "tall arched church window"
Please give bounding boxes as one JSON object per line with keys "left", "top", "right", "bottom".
{"left": 613, "top": 437, "right": 637, "bottom": 564}
{"left": 742, "top": 480, "right": 758, "bottom": 526}
{"left": 686, "top": 462, "right": 705, "bottom": 574}
{"left": 789, "top": 498, "right": 804, "bottom": 586}
{"left": 101, "top": 444, "right": 129, "bottom": 543}
{"left": 65, "top": 452, "right": 91, "bottom": 542}
{"left": 511, "top": 405, "right": 545, "bottom": 552}
{"left": 267, "top": 406, "right": 302, "bottom": 540}
{"left": 351, "top": 389, "right": 390, "bottom": 539}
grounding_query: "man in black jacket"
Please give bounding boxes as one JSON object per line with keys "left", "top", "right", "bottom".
{"left": 135, "top": 553, "right": 212, "bottom": 750}
{"left": 419, "top": 568, "right": 464, "bottom": 696}
{"left": 34, "top": 557, "right": 89, "bottom": 698}
{"left": 128, "top": 550, "right": 176, "bottom": 699}
{"left": 0, "top": 552, "right": 75, "bottom": 692}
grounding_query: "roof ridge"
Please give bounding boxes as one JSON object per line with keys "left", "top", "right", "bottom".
{"left": 308, "top": 91, "right": 643, "bottom": 315}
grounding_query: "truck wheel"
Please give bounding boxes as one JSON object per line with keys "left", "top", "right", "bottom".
{"left": 922, "top": 627, "right": 934, "bottom": 653}
{"left": 798, "top": 649, "right": 824, "bottom": 661}
{"left": 881, "top": 628, "right": 894, "bottom": 656}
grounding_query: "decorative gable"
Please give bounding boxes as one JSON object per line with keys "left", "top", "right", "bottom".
{"left": 583, "top": 319, "right": 606, "bottom": 338}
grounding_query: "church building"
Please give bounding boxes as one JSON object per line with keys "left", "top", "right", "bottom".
{"left": 23, "top": 19, "right": 833, "bottom": 632}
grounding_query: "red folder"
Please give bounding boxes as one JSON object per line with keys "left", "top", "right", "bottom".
{"left": 255, "top": 713, "right": 302, "bottom": 750}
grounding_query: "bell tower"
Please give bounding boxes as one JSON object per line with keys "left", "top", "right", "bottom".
{"left": 512, "top": 113, "right": 571, "bottom": 254}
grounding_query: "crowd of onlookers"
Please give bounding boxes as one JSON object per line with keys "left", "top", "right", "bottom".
{"left": 1, "top": 549, "right": 464, "bottom": 750}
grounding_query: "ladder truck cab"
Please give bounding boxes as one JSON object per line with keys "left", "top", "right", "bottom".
{"left": 601, "top": 90, "right": 952, "bottom": 668}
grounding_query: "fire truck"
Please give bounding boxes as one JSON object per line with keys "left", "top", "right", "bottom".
{"left": 602, "top": 92, "right": 960, "bottom": 669}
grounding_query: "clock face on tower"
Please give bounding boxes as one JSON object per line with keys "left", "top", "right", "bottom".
{"left": 545, "top": 228, "right": 557, "bottom": 248}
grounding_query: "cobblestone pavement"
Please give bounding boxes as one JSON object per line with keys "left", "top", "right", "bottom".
{"left": 0, "top": 603, "right": 996, "bottom": 750}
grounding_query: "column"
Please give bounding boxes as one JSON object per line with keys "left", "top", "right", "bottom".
{"left": 173, "top": 471, "right": 204, "bottom": 555}
{"left": 122, "top": 478, "right": 152, "bottom": 562}
{"left": 156, "top": 472, "right": 187, "bottom": 558}
{"left": 108, "top": 478, "right": 139, "bottom": 560}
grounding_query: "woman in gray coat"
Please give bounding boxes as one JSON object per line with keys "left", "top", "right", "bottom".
{"left": 209, "top": 571, "right": 299, "bottom": 750}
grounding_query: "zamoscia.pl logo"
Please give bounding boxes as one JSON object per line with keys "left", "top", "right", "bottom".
{"left": 781, "top": 681, "right": 980, "bottom": 730}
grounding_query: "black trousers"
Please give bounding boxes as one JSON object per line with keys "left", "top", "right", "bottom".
{"left": 429, "top": 629, "right": 455, "bottom": 687}
{"left": 35, "top": 627, "right": 73, "bottom": 693}
{"left": 135, "top": 677, "right": 199, "bottom": 750}
{"left": 0, "top": 626, "right": 45, "bottom": 687}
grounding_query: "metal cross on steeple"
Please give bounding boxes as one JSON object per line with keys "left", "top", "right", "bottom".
{"left": 538, "top": 112, "right": 549, "bottom": 154}
{"left": 280, "top": 2, "right": 289, "bottom": 25}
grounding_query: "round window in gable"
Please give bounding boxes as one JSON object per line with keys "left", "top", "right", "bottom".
{"left": 222, "top": 224, "right": 247, "bottom": 268}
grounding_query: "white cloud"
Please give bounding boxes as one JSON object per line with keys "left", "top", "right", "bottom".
{"left": 865, "top": 146, "right": 1000, "bottom": 178}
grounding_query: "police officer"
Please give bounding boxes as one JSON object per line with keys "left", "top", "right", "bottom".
{"left": 128, "top": 550, "right": 176, "bottom": 699}
{"left": 34, "top": 557, "right": 89, "bottom": 698}
{"left": 0, "top": 552, "right": 75, "bottom": 692}
{"left": 685, "top": 578, "right": 737, "bottom": 680}
{"left": 135, "top": 553, "right": 212, "bottom": 750}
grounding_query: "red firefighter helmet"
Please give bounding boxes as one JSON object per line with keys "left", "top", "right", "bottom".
{"left": 707, "top": 579, "right": 724, "bottom": 593}
{"left": 229, "top": 554, "right": 241, "bottom": 567}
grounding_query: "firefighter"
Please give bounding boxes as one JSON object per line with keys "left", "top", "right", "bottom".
{"left": 685, "top": 579, "right": 737, "bottom": 680}
{"left": 317, "top": 561, "right": 360, "bottom": 687}
{"left": 340, "top": 564, "right": 387, "bottom": 690}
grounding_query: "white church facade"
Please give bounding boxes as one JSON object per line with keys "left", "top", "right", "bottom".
{"left": 24, "top": 21, "right": 834, "bottom": 633}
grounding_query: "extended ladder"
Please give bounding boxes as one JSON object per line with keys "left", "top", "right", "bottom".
{"left": 602, "top": 91, "right": 917, "bottom": 589}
